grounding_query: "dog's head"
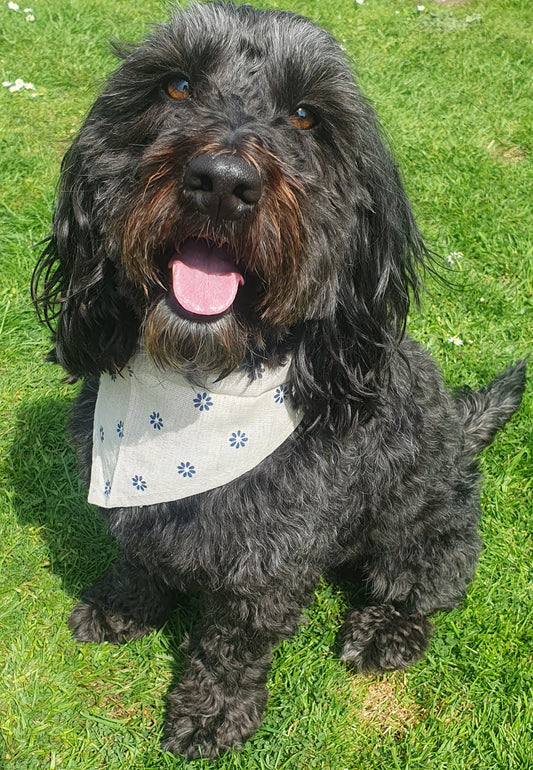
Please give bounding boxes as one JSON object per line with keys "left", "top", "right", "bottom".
{"left": 33, "top": 1, "right": 428, "bottom": 432}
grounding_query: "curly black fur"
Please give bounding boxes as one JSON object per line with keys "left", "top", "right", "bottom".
{"left": 32, "top": 2, "right": 526, "bottom": 759}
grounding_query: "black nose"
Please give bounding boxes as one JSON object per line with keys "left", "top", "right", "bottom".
{"left": 183, "top": 153, "right": 262, "bottom": 221}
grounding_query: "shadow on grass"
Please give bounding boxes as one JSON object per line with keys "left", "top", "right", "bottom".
{"left": 7, "top": 394, "right": 116, "bottom": 596}
{"left": 7, "top": 390, "right": 198, "bottom": 667}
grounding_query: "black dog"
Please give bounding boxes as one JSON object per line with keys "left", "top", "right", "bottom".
{"left": 32, "top": 1, "right": 526, "bottom": 759}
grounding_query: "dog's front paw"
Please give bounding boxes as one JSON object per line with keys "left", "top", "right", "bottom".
{"left": 339, "top": 605, "right": 433, "bottom": 673}
{"left": 163, "top": 709, "right": 250, "bottom": 760}
{"left": 163, "top": 714, "right": 232, "bottom": 761}
{"left": 163, "top": 680, "right": 266, "bottom": 759}
{"left": 68, "top": 600, "right": 153, "bottom": 644}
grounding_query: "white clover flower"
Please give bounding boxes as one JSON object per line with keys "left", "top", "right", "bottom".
{"left": 417, "top": 5, "right": 426, "bottom": 11}
{"left": 356, "top": 0, "right": 365, "bottom": 5}
{"left": 9, "top": 78, "right": 25, "bottom": 92}
{"left": 446, "top": 336, "right": 464, "bottom": 347}
{"left": 25, "top": 12, "right": 34, "bottom": 20}
{"left": 7, "top": 1, "right": 20, "bottom": 10}
{"left": 4, "top": 78, "right": 38, "bottom": 94}
{"left": 23, "top": 6, "right": 33, "bottom": 10}
{"left": 446, "top": 251, "right": 464, "bottom": 265}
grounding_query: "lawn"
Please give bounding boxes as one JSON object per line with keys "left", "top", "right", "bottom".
{"left": 0, "top": 0, "right": 531, "bottom": 768}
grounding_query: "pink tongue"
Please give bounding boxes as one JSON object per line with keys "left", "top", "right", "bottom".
{"left": 169, "top": 239, "right": 244, "bottom": 316}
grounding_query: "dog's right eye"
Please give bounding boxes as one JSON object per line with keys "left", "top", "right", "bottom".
{"left": 165, "top": 77, "right": 191, "bottom": 101}
{"left": 290, "top": 105, "right": 317, "bottom": 130}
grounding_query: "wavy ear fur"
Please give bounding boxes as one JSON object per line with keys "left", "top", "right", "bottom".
{"left": 32, "top": 140, "right": 138, "bottom": 378}
{"left": 291, "top": 139, "right": 429, "bottom": 435}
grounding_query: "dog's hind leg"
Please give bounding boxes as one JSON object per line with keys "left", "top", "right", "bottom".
{"left": 68, "top": 557, "right": 177, "bottom": 644}
{"left": 338, "top": 510, "right": 482, "bottom": 673}
{"left": 339, "top": 602, "right": 434, "bottom": 672}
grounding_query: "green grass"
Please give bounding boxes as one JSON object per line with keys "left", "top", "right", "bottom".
{"left": 1, "top": 0, "right": 531, "bottom": 767}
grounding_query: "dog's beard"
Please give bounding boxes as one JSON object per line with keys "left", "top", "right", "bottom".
{"left": 143, "top": 296, "right": 257, "bottom": 375}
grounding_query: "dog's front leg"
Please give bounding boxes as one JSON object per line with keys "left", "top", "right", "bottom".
{"left": 163, "top": 588, "right": 308, "bottom": 759}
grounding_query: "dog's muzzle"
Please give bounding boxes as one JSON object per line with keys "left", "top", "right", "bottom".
{"left": 183, "top": 153, "right": 262, "bottom": 222}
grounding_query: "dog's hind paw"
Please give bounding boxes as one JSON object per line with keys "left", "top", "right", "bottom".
{"left": 339, "top": 605, "right": 433, "bottom": 673}
{"left": 68, "top": 600, "right": 155, "bottom": 644}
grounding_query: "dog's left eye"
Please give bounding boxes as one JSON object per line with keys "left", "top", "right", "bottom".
{"left": 290, "top": 106, "right": 317, "bottom": 130}
{"left": 165, "top": 77, "right": 191, "bottom": 101}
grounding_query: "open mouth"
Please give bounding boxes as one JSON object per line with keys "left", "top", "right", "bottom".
{"left": 168, "top": 238, "right": 244, "bottom": 317}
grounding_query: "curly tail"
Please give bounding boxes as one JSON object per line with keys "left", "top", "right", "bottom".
{"left": 455, "top": 359, "right": 527, "bottom": 458}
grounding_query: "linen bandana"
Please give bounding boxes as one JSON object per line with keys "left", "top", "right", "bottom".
{"left": 88, "top": 352, "right": 303, "bottom": 508}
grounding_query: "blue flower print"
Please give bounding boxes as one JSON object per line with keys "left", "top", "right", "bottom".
{"left": 99, "top": 425, "right": 105, "bottom": 442}
{"left": 177, "top": 461, "right": 196, "bottom": 478}
{"left": 193, "top": 392, "right": 214, "bottom": 412}
{"left": 274, "top": 385, "right": 288, "bottom": 404}
{"left": 126, "top": 366, "right": 134, "bottom": 377}
{"left": 104, "top": 481, "right": 111, "bottom": 497}
{"left": 150, "top": 411, "right": 164, "bottom": 430}
{"left": 116, "top": 420, "right": 125, "bottom": 439}
{"left": 229, "top": 430, "right": 248, "bottom": 449}
{"left": 132, "top": 475, "right": 147, "bottom": 491}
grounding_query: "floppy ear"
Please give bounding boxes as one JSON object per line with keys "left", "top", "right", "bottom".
{"left": 32, "top": 139, "right": 138, "bottom": 378}
{"left": 291, "top": 138, "right": 429, "bottom": 435}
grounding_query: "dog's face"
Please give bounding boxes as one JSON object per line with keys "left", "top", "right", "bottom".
{"left": 109, "top": 2, "right": 359, "bottom": 373}
{"left": 34, "top": 1, "right": 427, "bottom": 429}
